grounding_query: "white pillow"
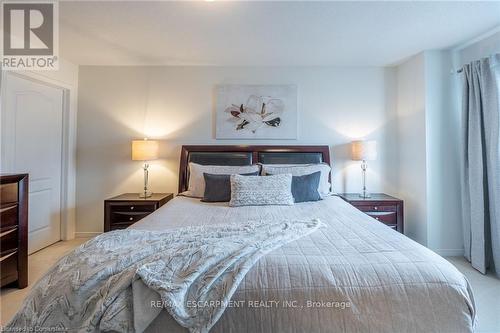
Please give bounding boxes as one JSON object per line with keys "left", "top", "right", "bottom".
{"left": 186, "top": 162, "right": 260, "bottom": 198}
{"left": 260, "top": 163, "right": 331, "bottom": 197}
{"left": 229, "top": 174, "right": 294, "bottom": 207}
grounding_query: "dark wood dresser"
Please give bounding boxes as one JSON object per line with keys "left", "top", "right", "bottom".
{"left": 1, "top": 174, "right": 28, "bottom": 288}
{"left": 104, "top": 193, "right": 173, "bottom": 232}
{"left": 338, "top": 193, "right": 404, "bottom": 233}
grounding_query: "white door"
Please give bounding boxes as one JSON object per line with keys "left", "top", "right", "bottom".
{"left": 1, "top": 73, "right": 64, "bottom": 254}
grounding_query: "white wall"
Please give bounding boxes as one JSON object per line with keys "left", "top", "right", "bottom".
{"left": 393, "top": 51, "right": 465, "bottom": 254}
{"left": 76, "top": 66, "right": 397, "bottom": 235}
{"left": 425, "top": 51, "right": 463, "bottom": 255}
{"left": 394, "top": 53, "right": 428, "bottom": 245}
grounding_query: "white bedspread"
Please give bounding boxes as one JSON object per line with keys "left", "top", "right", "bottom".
{"left": 132, "top": 195, "right": 476, "bottom": 333}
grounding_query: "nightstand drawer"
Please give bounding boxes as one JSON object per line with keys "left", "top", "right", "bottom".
{"left": 0, "top": 227, "right": 18, "bottom": 255}
{"left": 0, "top": 204, "right": 18, "bottom": 230}
{"left": 111, "top": 203, "right": 156, "bottom": 213}
{"left": 356, "top": 204, "right": 397, "bottom": 213}
{"left": 338, "top": 193, "right": 404, "bottom": 233}
{"left": 365, "top": 211, "right": 397, "bottom": 225}
{"left": 111, "top": 211, "right": 152, "bottom": 224}
{"left": 0, "top": 251, "right": 18, "bottom": 280}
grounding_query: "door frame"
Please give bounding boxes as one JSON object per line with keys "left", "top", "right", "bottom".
{"left": 0, "top": 70, "right": 77, "bottom": 241}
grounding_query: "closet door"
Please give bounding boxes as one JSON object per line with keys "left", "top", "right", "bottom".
{"left": 1, "top": 73, "right": 64, "bottom": 253}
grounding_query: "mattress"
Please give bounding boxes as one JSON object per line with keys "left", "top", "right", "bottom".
{"left": 131, "top": 195, "right": 475, "bottom": 333}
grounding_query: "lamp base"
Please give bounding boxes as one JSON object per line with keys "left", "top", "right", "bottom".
{"left": 359, "top": 160, "right": 370, "bottom": 199}
{"left": 139, "top": 191, "right": 153, "bottom": 198}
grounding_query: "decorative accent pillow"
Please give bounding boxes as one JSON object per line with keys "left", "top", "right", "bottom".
{"left": 229, "top": 174, "right": 294, "bottom": 207}
{"left": 261, "top": 163, "right": 331, "bottom": 197}
{"left": 202, "top": 171, "right": 260, "bottom": 202}
{"left": 269, "top": 171, "right": 321, "bottom": 203}
{"left": 186, "top": 163, "right": 260, "bottom": 198}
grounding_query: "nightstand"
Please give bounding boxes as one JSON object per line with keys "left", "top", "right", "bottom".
{"left": 104, "top": 193, "right": 173, "bottom": 232}
{"left": 338, "top": 193, "right": 404, "bottom": 233}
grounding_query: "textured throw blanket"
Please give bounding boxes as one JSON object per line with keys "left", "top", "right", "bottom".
{"left": 7, "top": 219, "right": 321, "bottom": 333}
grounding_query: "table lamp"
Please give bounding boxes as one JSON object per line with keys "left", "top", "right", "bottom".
{"left": 132, "top": 138, "right": 159, "bottom": 198}
{"left": 351, "top": 140, "right": 377, "bottom": 198}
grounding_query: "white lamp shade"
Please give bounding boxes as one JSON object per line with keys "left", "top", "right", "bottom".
{"left": 132, "top": 139, "right": 159, "bottom": 161}
{"left": 351, "top": 140, "right": 377, "bottom": 161}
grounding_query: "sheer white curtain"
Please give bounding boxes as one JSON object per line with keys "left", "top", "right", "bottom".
{"left": 461, "top": 54, "right": 500, "bottom": 275}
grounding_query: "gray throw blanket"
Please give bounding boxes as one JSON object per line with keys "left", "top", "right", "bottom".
{"left": 7, "top": 219, "right": 321, "bottom": 333}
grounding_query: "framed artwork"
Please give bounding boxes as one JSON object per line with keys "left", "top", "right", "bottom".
{"left": 215, "top": 84, "right": 297, "bottom": 139}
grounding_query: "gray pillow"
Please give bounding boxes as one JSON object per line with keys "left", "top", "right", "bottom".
{"left": 290, "top": 171, "right": 321, "bottom": 203}
{"left": 202, "top": 171, "right": 260, "bottom": 202}
{"left": 229, "top": 174, "right": 294, "bottom": 207}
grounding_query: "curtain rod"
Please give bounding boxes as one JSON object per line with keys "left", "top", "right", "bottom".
{"left": 452, "top": 53, "right": 499, "bottom": 74}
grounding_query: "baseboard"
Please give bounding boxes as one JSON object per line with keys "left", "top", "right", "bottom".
{"left": 435, "top": 249, "right": 464, "bottom": 257}
{"left": 75, "top": 232, "right": 102, "bottom": 238}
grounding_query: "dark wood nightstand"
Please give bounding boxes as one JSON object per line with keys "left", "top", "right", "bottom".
{"left": 104, "top": 193, "right": 173, "bottom": 232}
{"left": 338, "top": 193, "right": 404, "bottom": 233}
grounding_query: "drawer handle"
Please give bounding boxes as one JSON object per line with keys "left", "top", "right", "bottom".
{"left": 129, "top": 217, "right": 134, "bottom": 221}
{"left": 374, "top": 206, "right": 378, "bottom": 210}
{"left": 375, "top": 217, "right": 380, "bottom": 220}
{"left": 130, "top": 206, "right": 134, "bottom": 210}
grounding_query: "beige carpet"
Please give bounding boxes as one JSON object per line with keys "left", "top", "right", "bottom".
{"left": 1, "top": 240, "right": 499, "bottom": 332}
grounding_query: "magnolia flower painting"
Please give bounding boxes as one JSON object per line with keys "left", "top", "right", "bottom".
{"left": 216, "top": 85, "right": 297, "bottom": 139}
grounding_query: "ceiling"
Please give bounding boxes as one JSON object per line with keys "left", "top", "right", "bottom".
{"left": 59, "top": 1, "right": 500, "bottom": 67}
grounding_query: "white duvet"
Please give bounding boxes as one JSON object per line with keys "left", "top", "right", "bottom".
{"left": 132, "top": 195, "right": 476, "bottom": 333}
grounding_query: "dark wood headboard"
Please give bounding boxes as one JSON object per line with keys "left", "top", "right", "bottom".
{"left": 178, "top": 145, "right": 331, "bottom": 193}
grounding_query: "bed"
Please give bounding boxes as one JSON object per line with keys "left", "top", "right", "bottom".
{"left": 131, "top": 145, "right": 476, "bottom": 332}
{"left": 8, "top": 145, "right": 475, "bottom": 332}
